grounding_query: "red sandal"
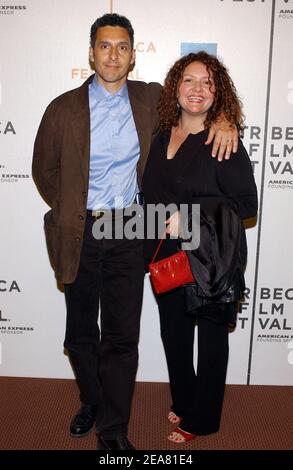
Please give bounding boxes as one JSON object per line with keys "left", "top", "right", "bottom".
{"left": 167, "top": 411, "right": 181, "bottom": 424}
{"left": 168, "top": 426, "right": 197, "bottom": 443}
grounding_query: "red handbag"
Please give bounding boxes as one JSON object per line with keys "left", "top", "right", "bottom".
{"left": 149, "top": 237, "right": 195, "bottom": 294}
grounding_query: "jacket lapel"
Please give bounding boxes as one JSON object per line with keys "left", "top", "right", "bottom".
{"left": 127, "top": 80, "right": 151, "bottom": 177}
{"left": 70, "top": 75, "right": 94, "bottom": 187}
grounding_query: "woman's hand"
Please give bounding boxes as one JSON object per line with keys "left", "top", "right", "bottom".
{"left": 206, "top": 119, "right": 238, "bottom": 161}
{"left": 165, "top": 211, "right": 181, "bottom": 237}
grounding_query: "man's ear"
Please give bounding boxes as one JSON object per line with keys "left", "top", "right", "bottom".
{"left": 89, "top": 47, "right": 94, "bottom": 63}
{"left": 130, "top": 49, "right": 136, "bottom": 65}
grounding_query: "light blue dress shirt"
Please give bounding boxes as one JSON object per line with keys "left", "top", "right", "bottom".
{"left": 87, "top": 76, "right": 140, "bottom": 210}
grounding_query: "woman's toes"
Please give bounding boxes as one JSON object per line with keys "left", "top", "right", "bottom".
{"left": 167, "top": 411, "right": 181, "bottom": 424}
{"left": 168, "top": 430, "right": 185, "bottom": 443}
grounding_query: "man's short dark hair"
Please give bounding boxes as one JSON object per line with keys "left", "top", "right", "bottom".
{"left": 90, "top": 13, "right": 134, "bottom": 48}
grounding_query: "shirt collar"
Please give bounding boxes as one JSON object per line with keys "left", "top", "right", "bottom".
{"left": 91, "top": 74, "right": 128, "bottom": 102}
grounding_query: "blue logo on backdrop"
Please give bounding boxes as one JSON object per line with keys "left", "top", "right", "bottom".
{"left": 181, "top": 43, "right": 217, "bottom": 56}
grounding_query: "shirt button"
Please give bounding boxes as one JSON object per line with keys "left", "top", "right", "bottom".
{"left": 75, "top": 236, "right": 81, "bottom": 242}
{"left": 78, "top": 215, "right": 84, "bottom": 220}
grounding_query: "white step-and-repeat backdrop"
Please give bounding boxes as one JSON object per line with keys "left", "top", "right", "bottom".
{"left": 1, "top": 0, "right": 292, "bottom": 385}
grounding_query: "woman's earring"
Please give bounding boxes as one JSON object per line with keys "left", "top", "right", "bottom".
{"left": 176, "top": 103, "right": 180, "bottom": 109}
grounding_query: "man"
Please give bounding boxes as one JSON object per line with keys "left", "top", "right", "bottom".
{"left": 32, "top": 13, "right": 237, "bottom": 450}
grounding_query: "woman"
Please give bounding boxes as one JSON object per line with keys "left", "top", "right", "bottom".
{"left": 142, "top": 52, "right": 258, "bottom": 443}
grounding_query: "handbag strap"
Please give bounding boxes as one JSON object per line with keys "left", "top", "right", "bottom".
{"left": 151, "top": 236, "right": 166, "bottom": 263}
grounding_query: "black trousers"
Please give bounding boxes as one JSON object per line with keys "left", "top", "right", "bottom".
{"left": 157, "top": 287, "right": 230, "bottom": 435}
{"left": 64, "top": 215, "right": 144, "bottom": 438}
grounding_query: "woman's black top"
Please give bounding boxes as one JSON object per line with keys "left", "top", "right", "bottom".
{"left": 142, "top": 129, "right": 258, "bottom": 265}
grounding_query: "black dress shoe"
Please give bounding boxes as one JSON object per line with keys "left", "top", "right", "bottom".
{"left": 97, "top": 435, "right": 136, "bottom": 450}
{"left": 70, "top": 404, "right": 98, "bottom": 437}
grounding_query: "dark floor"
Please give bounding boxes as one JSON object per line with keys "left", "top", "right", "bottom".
{"left": 0, "top": 377, "right": 292, "bottom": 451}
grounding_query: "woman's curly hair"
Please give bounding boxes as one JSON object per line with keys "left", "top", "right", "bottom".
{"left": 158, "top": 51, "right": 244, "bottom": 135}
